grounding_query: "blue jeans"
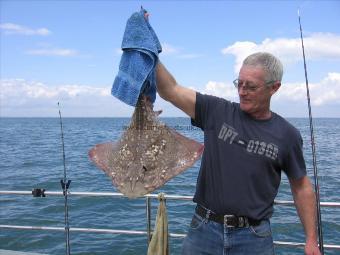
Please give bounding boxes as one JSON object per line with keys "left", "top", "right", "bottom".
{"left": 181, "top": 212, "right": 275, "bottom": 255}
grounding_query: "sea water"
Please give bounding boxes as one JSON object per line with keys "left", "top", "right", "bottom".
{"left": 0, "top": 118, "right": 339, "bottom": 255}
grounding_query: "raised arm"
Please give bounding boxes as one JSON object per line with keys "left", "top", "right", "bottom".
{"left": 289, "top": 176, "right": 321, "bottom": 255}
{"left": 156, "top": 62, "right": 196, "bottom": 119}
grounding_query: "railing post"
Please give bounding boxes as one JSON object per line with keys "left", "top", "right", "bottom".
{"left": 146, "top": 196, "right": 152, "bottom": 244}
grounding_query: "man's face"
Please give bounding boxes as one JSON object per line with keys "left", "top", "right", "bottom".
{"left": 237, "top": 65, "right": 280, "bottom": 119}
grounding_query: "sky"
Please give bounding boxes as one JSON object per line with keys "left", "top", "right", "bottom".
{"left": 1, "top": 0, "right": 339, "bottom": 117}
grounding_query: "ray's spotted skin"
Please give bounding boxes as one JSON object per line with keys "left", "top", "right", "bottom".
{"left": 89, "top": 95, "right": 203, "bottom": 198}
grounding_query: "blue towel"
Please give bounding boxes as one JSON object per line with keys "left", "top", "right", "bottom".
{"left": 112, "top": 7, "right": 162, "bottom": 106}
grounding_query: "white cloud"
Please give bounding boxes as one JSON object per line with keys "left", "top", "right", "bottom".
{"left": 0, "top": 23, "right": 51, "bottom": 36}
{"left": 0, "top": 79, "right": 110, "bottom": 101}
{"left": 161, "top": 42, "right": 179, "bottom": 55}
{"left": 222, "top": 33, "right": 340, "bottom": 74}
{"left": 276, "top": 72, "right": 340, "bottom": 106}
{"left": 0, "top": 79, "right": 133, "bottom": 117}
{"left": 161, "top": 42, "right": 202, "bottom": 59}
{"left": 201, "top": 81, "right": 238, "bottom": 101}
{"left": 26, "top": 48, "right": 78, "bottom": 57}
{"left": 23, "top": 42, "right": 85, "bottom": 57}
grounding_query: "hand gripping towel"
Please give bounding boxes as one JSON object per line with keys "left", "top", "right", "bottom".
{"left": 111, "top": 7, "right": 162, "bottom": 106}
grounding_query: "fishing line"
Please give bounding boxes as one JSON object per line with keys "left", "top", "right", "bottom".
{"left": 58, "top": 102, "right": 71, "bottom": 255}
{"left": 297, "top": 9, "right": 324, "bottom": 254}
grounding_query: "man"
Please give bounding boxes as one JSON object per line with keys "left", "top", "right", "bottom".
{"left": 156, "top": 52, "right": 321, "bottom": 255}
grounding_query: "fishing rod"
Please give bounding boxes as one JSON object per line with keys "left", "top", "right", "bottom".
{"left": 297, "top": 9, "right": 324, "bottom": 254}
{"left": 58, "top": 102, "right": 71, "bottom": 255}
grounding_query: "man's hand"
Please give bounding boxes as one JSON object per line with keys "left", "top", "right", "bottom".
{"left": 289, "top": 176, "right": 322, "bottom": 255}
{"left": 305, "top": 239, "right": 321, "bottom": 255}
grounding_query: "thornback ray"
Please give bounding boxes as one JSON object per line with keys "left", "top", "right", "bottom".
{"left": 89, "top": 96, "right": 204, "bottom": 198}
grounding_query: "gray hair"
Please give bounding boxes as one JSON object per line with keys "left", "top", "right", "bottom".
{"left": 242, "top": 52, "right": 283, "bottom": 83}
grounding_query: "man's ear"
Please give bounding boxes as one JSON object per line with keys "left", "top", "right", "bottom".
{"left": 270, "top": 81, "right": 281, "bottom": 95}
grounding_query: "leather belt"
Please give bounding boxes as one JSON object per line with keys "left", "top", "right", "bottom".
{"left": 195, "top": 205, "right": 261, "bottom": 228}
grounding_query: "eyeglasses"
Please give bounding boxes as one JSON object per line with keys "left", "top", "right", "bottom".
{"left": 233, "top": 79, "right": 275, "bottom": 92}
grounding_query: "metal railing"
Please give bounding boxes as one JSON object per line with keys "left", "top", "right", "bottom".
{"left": 1, "top": 190, "right": 340, "bottom": 251}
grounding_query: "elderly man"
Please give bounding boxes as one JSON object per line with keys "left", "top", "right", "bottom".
{"left": 156, "top": 52, "right": 320, "bottom": 255}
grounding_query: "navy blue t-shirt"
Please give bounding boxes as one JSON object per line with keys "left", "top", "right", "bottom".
{"left": 191, "top": 92, "right": 306, "bottom": 220}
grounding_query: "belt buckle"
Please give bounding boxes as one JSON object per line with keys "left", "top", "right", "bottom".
{"left": 224, "top": 214, "right": 235, "bottom": 227}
